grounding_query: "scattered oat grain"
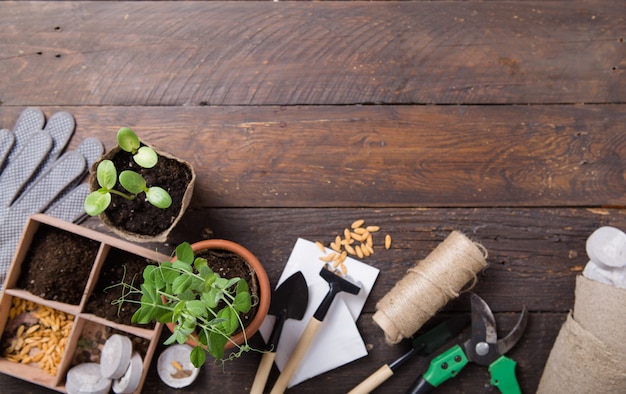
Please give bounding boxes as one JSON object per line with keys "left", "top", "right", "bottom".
{"left": 351, "top": 219, "right": 365, "bottom": 229}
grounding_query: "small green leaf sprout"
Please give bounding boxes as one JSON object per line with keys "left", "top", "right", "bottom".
{"left": 117, "top": 127, "right": 158, "bottom": 168}
{"left": 84, "top": 128, "right": 173, "bottom": 216}
{"left": 113, "top": 242, "right": 256, "bottom": 367}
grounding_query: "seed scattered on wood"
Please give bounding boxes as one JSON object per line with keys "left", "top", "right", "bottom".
{"left": 315, "top": 220, "right": 392, "bottom": 275}
{"left": 344, "top": 228, "right": 352, "bottom": 241}
{"left": 351, "top": 219, "right": 365, "bottom": 229}
{"left": 361, "top": 243, "right": 370, "bottom": 257}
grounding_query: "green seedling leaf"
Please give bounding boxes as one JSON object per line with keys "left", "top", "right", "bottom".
{"left": 224, "top": 278, "right": 240, "bottom": 290}
{"left": 175, "top": 242, "right": 194, "bottom": 264}
{"left": 143, "top": 265, "right": 158, "bottom": 282}
{"left": 117, "top": 127, "right": 141, "bottom": 153}
{"left": 187, "top": 300, "right": 207, "bottom": 318}
{"left": 236, "top": 278, "right": 249, "bottom": 295}
{"left": 172, "top": 260, "right": 193, "bottom": 273}
{"left": 203, "top": 272, "right": 217, "bottom": 288}
{"left": 217, "top": 308, "right": 239, "bottom": 334}
{"left": 215, "top": 277, "right": 229, "bottom": 289}
{"left": 84, "top": 190, "right": 111, "bottom": 216}
{"left": 197, "top": 330, "right": 209, "bottom": 347}
{"left": 119, "top": 170, "right": 147, "bottom": 194}
{"left": 181, "top": 316, "right": 197, "bottom": 332}
{"left": 163, "top": 331, "right": 179, "bottom": 346}
{"left": 190, "top": 345, "right": 207, "bottom": 368}
{"left": 178, "top": 289, "right": 196, "bottom": 301}
{"left": 96, "top": 160, "right": 117, "bottom": 189}
{"left": 172, "top": 300, "right": 186, "bottom": 321}
{"left": 134, "top": 146, "right": 158, "bottom": 168}
{"left": 201, "top": 289, "right": 219, "bottom": 309}
{"left": 233, "top": 292, "right": 251, "bottom": 313}
{"left": 172, "top": 274, "right": 192, "bottom": 294}
{"left": 207, "top": 331, "right": 227, "bottom": 360}
{"left": 159, "top": 263, "right": 179, "bottom": 286}
{"left": 146, "top": 186, "right": 172, "bottom": 209}
{"left": 194, "top": 257, "right": 208, "bottom": 271}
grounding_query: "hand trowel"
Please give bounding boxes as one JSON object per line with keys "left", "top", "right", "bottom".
{"left": 250, "top": 271, "right": 309, "bottom": 394}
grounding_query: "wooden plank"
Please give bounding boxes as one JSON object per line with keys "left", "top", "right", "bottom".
{"left": 80, "top": 206, "right": 626, "bottom": 313}
{"left": 81, "top": 205, "right": 626, "bottom": 392}
{"left": 1, "top": 105, "right": 624, "bottom": 208}
{"left": 0, "top": 312, "right": 567, "bottom": 393}
{"left": 0, "top": 1, "right": 623, "bottom": 106}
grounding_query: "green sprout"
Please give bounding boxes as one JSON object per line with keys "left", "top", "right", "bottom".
{"left": 113, "top": 242, "right": 255, "bottom": 367}
{"left": 84, "top": 127, "right": 173, "bottom": 216}
{"left": 117, "top": 127, "right": 158, "bottom": 168}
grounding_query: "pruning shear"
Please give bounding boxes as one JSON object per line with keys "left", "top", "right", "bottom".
{"left": 406, "top": 293, "right": 528, "bottom": 394}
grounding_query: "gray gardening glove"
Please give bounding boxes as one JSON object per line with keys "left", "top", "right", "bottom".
{"left": 0, "top": 107, "right": 104, "bottom": 287}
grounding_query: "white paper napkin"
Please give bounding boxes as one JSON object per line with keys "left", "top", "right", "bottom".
{"left": 259, "top": 238, "right": 379, "bottom": 388}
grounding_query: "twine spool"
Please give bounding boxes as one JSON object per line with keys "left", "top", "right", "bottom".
{"left": 372, "top": 230, "right": 488, "bottom": 345}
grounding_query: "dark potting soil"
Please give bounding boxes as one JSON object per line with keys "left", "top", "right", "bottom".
{"left": 17, "top": 224, "right": 98, "bottom": 305}
{"left": 196, "top": 249, "right": 260, "bottom": 330}
{"left": 103, "top": 147, "right": 193, "bottom": 236}
{"left": 84, "top": 247, "right": 156, "bottom": 327}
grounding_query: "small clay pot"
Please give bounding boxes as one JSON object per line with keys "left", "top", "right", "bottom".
{"left": 88, "top": 144, "right": 195, "bottom": 243}
{"left": 166, "top": 239, "right": 271, "bottom": 350}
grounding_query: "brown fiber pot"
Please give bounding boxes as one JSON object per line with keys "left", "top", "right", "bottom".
{"left": 166, "top": 239, "right": 271, "bottom": 350}
{"left": 89, "top": 144, "right": 195, "bottom": 243}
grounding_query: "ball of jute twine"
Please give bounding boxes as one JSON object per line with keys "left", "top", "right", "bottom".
{"left": 372, "top": 231, "right": 488, "bottom": 345}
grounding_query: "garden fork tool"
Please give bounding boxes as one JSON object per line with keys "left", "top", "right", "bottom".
{"left": 269, "top": 264, "right": 361, "bottom": 394}
{"left": 406, "top": 293, "right": 528, "bottom": 394}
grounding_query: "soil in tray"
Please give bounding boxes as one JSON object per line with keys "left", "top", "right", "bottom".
{"left": 102, "top": 147, "right": 193, "bottom": 237}
{"left": 85, "top": 248, "right": 156, "bottom": 327}
{"left": 196, "top": 249, "right": 260, "bottom": 329}
{"left": 17, "top": 224, "right": 98, "bottom": 305}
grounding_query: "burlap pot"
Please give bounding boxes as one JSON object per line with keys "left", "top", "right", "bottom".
{"left": 537, "top": 275, "right": 626, "bottom": 393}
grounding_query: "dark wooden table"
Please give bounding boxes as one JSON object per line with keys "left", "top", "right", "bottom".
{"left": 0, "top": 1, "right": 624, "bottom": 393}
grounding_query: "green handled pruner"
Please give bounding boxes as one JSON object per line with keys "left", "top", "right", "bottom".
{"left": 406, "top": 293, "right": 528, "bottom": 394}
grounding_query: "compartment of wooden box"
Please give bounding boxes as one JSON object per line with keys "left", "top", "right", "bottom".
{"left": 0, "top": 214, "right": 167, "bottom": 393}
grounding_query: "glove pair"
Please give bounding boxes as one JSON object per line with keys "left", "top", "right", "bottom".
{"left": 0, "top": 107, "right": 104, "bottom": 286}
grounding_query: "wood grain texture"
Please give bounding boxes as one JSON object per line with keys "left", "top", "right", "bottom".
{"left": 0, "top": 1, "right": 624, "bottom": 106}
{"left": 1, "top": 105, "right": 624, "bottom": 208}
{"left": 0, "top": 1, "right": 624, "bottom": 393}
{"left": 78, "top": 206, "right": 626, "bottom": 314}
{"left": 20, "top": 205, "right": 626, "bottom": 393}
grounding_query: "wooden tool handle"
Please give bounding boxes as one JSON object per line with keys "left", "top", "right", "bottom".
{"left": 251, "top": 351, "right": 277, "bottom": 394}
{"left": 270, "top": 318, "right": 323, "bottom": 394}
{"left": 347, "top": 364, "right": 394, "bottom": 394}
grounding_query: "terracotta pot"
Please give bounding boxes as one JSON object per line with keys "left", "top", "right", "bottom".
{"left": 166, "top": 239, "right": 271, "bottom": 350}
{"left": 88, "top": 144, "right": 195, "bottom": 243}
